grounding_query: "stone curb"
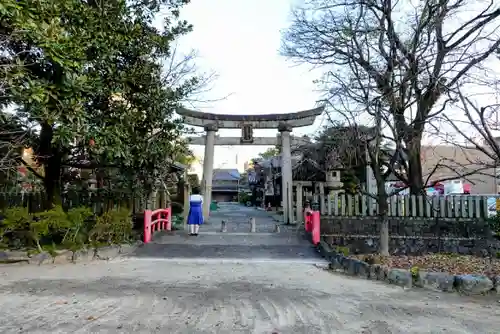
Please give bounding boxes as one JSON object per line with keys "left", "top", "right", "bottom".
{"left": 0, "top": 240, "right": 143, "bottom": 266}
{"left": 317, "top": 240, "right": 499, "bottom": 296}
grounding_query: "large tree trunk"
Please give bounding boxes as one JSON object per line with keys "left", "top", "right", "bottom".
{"left": 39, "top": 123, "right": 63, "bottom": 208}
{"left": 44, "top": 155, "right": 62, "bottom": 207}
{"left": 376, "top": 183, "right": 389, "bottom": 256}
{"left": 406, "top": 136, "right": 424, "bottom": 195}
{"left": 379, "top": 216, "right": 389, "bottom": 256}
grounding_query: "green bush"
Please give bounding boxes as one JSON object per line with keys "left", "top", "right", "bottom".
{"left": 171, "top": 214, "right": 184, "bottom": 230}
{"left": 335, "top": 246, "right": 350, "bottom": 256}
{"left": 1, "top": 205, "right": 133, "bottom": 251}
{"left": 89, "top": 208, "right": 133, "bottom": 246}
{"left": 1, "top": 205, "right": 72, "bottom": 251}
{"left": 238, "top": 192, "right": 252, "bottom": 205}
{"left": 410, "top": 266, "right": 420, "bottom": 284}
{"left": 0, "top": 206, "right": 33, "bottom": 248}
{"left": 33, "top": 205, "right": 71, "bottom": 252}
{"left": 62, "top": 207, "right": 94, "bottom": 250}
{"left": 487, "top": 214, "right": 500, "bottom": 235}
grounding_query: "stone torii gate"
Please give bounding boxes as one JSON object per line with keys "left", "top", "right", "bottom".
{"left": 177, "top": 106, "right": 324, "bottom": 224}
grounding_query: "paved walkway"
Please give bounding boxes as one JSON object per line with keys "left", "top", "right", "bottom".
{"left": 1, "top": 204, "right": 500, "bottom": 333}
{"left": 129, "top": 203, "right": 319, "bottom": 261}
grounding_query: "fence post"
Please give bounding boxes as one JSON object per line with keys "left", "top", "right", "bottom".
{"left": 481, "top": 196, "right": 488, "bottom": 219}
{"left": 161, "top": 211, "right": 166, "bottom": 230}
{"left": 144, "top": 209, "right": 152, "bottom": 243}
{"left": 327, "top": 192, "right": 332, "bottom": 215}
{"left": 319, "top": 182, "right": 325, "bottom": 214}
{"left": 311, "top": 210, "right": 320, "bottom": 245}
{"left": 166, "top": 207, "right": 172, "bottom": 231}
{"left": 305, "top": 210, "right": 313, "bottom": 232}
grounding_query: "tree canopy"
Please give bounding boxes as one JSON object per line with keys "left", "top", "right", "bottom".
{"left": 257, "top": 147, "right": 280, "bottom": 160}
{"left": 292, "top": 125, "right": 373, "bottom": 182}
{"left": 1, "top": 0, "right": 199, "bottom": 204}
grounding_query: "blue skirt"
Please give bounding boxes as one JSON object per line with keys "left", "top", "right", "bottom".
{"left": 187, "top": 201, "right": 204, "bottom": 225}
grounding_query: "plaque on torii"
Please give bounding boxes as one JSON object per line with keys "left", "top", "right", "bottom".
{"left": 240, "top": 124, "right": 253, "bottom": 144}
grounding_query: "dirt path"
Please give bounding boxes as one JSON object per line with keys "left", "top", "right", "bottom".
{"left": 1, "top": 258, "right": 500, "bottom": 333}
{"left": 1, "top": 205, "right": 499, "bottom": 333}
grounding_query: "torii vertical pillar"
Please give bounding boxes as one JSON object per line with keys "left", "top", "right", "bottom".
{"left": 279, "top": 123, "right": 293, "bottom": 224}
{"left": 202, "top": 124, "right": 217, "bottom": 219}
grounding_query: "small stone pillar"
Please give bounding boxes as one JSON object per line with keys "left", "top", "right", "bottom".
{"left": 148, "top": 191, "right": 157, "bottom": 210}
{"left": 249, "top": 217, "right": 256, "bottom": 233}
{"left": 319, "top": 182, "right": 325, "bottom": 214}
{"left": 274, "top": 224, "right": 280, "bottom": 233}
{"left": 295, "top": 183, "right": 303, "bottom": 224}
{"left": 221, "top": 220, "right": 227, "bottom": 232}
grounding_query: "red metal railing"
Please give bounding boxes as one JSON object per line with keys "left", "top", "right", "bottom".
{"left": 305, "top": 209, "right": 320, "bottom": 245}
{"left": 143, "top": 207, "right": 172, "bottom": 243}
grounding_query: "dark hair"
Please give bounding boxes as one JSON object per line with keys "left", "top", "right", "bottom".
{"left": 192, "top": 187, "right": 201, "bottom": 195}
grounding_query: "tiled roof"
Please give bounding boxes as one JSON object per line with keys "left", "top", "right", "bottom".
{"left": 212, "top": 184, "right": 239, "bottom": 192}
{"left": 213, "top": 169, "right": 240, "bottom": 181}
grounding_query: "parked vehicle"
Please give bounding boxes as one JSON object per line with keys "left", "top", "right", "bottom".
{"left": 488, "top": 203, "right": 497, "bottom": 218}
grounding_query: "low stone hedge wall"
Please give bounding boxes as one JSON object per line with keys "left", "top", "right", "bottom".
{"left": 0, "top": 241, "right": 142, "bottom": 265}
{"left": 321, "top": 216, "right": 496, "bottom": 256}
{"left": 318, "top": 241, "right": 499, "bottom": 295}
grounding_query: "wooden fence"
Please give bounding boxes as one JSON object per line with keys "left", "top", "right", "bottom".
{"left": 323, "top": 194, "right": 492, "bottom": 219}
{"left": 0, "top": 190, "right": 171, "bottom": 215}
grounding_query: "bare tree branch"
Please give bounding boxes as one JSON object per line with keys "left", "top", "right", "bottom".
{"left": 282, "top": 0, "right": 500, "bottom": 194}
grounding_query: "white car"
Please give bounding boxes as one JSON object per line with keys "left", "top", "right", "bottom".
{"left": 488, "top": 203, "right": 497, "bottom": 218}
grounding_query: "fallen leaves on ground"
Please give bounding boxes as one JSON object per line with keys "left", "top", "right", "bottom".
{"left": 350, "top": 253, "right": 500, "bottom": 276}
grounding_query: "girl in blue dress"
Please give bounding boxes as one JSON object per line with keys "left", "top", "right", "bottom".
{"left": 187, "top": 187, "right": 204, "bottom": 236}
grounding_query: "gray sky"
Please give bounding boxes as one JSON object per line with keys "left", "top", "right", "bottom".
{"left": 172, "top": 0, "right": 325, "bottom": 173}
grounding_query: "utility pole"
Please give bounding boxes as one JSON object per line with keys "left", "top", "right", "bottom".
{"left": 237, "top": 176, "right": 240, "bottom": 203}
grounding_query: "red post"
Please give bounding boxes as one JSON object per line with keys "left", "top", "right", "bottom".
{"left": 311, "top": 210, "right": 320, "bottom": 245}
{"left": 166, "top": 208, "right": 172, "bottom": 231}
{"left": 144, "top": 210, "right": 152, "bottom": 243}
{"left": 305, "top": 212, "right": 313, "bottom": 232}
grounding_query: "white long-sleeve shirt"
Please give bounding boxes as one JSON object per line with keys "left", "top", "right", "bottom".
{"left": 189, "top": 194, "right": 203, "bottom": 203}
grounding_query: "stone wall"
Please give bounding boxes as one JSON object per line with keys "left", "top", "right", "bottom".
{"left": 320, "top": 216, "right": 497, "bottom": 256}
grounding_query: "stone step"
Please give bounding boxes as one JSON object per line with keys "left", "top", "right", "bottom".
{"left": 197, "top": 232, "right": 281, "bottom": 236}
{"left": 129, "top": 243, "right": 321, "bottom": 260}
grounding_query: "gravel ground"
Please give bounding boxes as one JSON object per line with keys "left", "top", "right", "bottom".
{"left": 351, "top": 253, "right": 500, "bottom": 276}
{"left": 1, "top": 205, "right": 499, "bottom": 333}
{"left": 1, "top": 258, "right": 500, "bottom": 334}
